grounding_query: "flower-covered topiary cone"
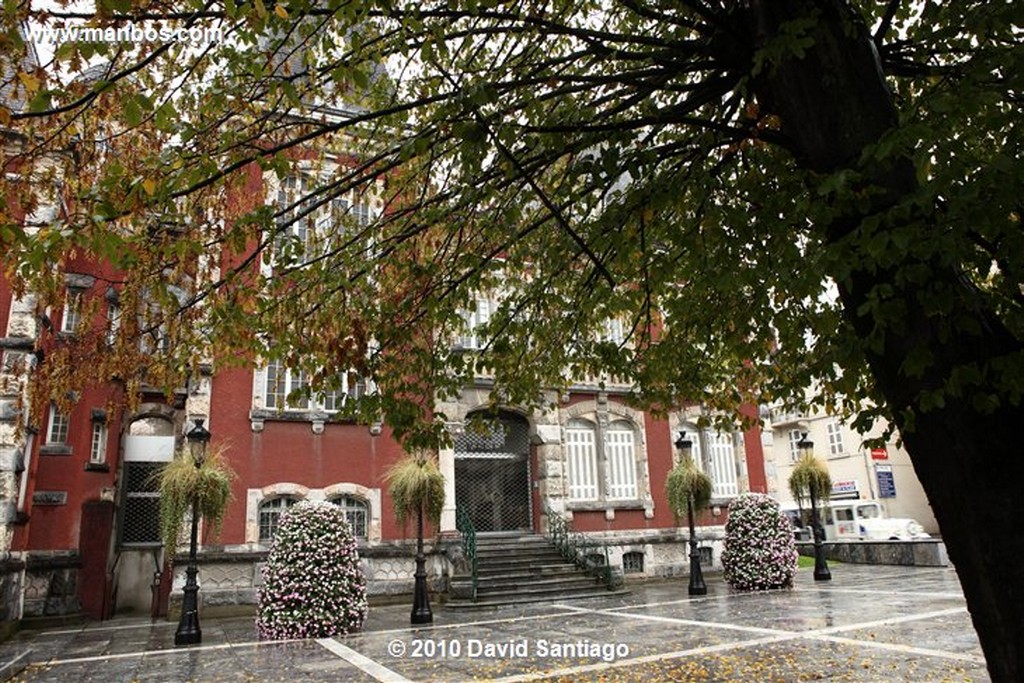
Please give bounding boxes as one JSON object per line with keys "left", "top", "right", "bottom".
{"left": 721, "top": 493, "right": 798, "bottom": 591}
{"left": 257, "top": 500, "right": 368, "bottom": 639}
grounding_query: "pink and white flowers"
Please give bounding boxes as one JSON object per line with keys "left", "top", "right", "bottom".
{"left": 721, "top": 493, "right": 798, "bottom": 591}
{"left": 256, "top": 500, "right": 368, "bottom": 639}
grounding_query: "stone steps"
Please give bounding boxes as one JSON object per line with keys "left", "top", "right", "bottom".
{"left": 447, "top": 533, "right": 626, "bottom": 609}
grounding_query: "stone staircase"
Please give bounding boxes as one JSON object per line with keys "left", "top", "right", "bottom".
{"left": 446, "top": 532, "right": 627, "bottom": 609}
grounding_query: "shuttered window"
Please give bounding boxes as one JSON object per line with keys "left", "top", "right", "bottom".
{"left": 605, "top": 421, "right": 637, "bottom": 500}
{"left": 566, "top": 419, "right": 599, "bottom": 501}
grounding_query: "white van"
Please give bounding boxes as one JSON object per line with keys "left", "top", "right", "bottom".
{"left": 785, "top": 500, "right": 931, "bottom": 541}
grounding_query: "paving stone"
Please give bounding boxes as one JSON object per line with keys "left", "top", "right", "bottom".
{"left": 0, "top": 564, "right": 992, "bottom": 682}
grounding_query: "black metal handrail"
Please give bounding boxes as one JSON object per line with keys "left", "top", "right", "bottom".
{"left": 543, "top": 505, "right": 617, "bottom": 588}
{"left": 455, "top": 507, "right": 478, "bottom": 600}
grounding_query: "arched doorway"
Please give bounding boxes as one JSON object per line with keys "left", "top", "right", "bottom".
{"left": 454, "top": 411, "right": 532, "bottom": 533}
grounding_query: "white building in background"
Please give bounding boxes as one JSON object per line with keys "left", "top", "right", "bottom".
{"left": 761, "top": 405, "right": 940, "bottom": 535}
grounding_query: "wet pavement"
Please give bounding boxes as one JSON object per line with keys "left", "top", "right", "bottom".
{"left": 0, "top": 564, "right": 989, "bottom": 682}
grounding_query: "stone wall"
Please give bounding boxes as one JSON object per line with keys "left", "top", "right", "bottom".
{"left": 570, "top": 527, "right": 727, "bottom": 580}
{"left": 798, "top": 539, "right": 948, "bottom": 567}
{"left": 22, "top": 552, "right": 82, "bottom": 617}
{"left": 171, "top": 541, "right": 456, "bottom": 610}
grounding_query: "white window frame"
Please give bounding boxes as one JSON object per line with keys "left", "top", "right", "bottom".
{"left": 106, "top": 301, "right": 121, "bottom": 345}
{"left": 457, "top": 296, "right": 494, "bottom": 350}
{"left": 268, "top": 172, "right": 378, "bottom": 273}
{"left": 265, "top": 359, "right": 310, "bottom": 410}
{"left": 827, "top": 420, "right": 845, "bottom": 457}
{"left": 90, "top": 422, "right": 107, "bottom": 464}
{"left": 566, "top": 419, "right": 599, "bottom": 501}
{"left": 47, "top": 404, "right": 70, "bottom": 444}
{"left": 262, "top": 359, "right": 365, "bottom": 413}
{"left": 602, "top": 318, "right": 626, "bottom": 345}
{"left": 788, "top": 429, "right": 804, "bottom": 462}
{"left": 258, "top": 496, "right": 299, "bottom": 543}
{"left": 330, "top": 495, "right": 369, "bottom": 540}
{"left": 605, "top": 420, "right": 638, "bottom": 500}
{"left": 61, "top": 288, "right": 83, "bottom": 333}
{"left": 704, "top": 430, "right": 740, "bottom": 499}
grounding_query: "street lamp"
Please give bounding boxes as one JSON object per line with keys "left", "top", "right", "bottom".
{"left": 797, "top": 433, "right": 831, "bottom": 582}
{"left": 673, "top": 432, "right": 707, "bottom": 596}
{"left": 175, "top": 418, "right": 210, "bottom": 646}
{"left": 410, "top": 494, "right": 433, "bottom": 624}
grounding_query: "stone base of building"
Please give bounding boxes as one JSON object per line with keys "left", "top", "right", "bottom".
{"left": 170, "top": 539, "right": 460, "bottom": 611}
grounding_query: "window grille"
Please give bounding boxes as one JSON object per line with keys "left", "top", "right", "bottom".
{"left": 258, "top": 496, "right": 298, "bottom": 542}
{"left": 566, "top": 419, "right": 598, "bottom": 501}
{"left": 605, "top": 421, "right": 637, "bottom": 500}
{"left": 330, "top": 495, "right": 368, "bottom": 539}
{"left": 622, "top": 551, "right": 644, "bottom": 574}
{"left": 120, "top": 462, "right": 162, "bottom": 546}
{"left": 454, "top": 412, "right": 532, "bottom": 532}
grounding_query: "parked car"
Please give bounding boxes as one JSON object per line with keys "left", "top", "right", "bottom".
{"left": 782, "top": 500, "right": 931, "bottom": 541}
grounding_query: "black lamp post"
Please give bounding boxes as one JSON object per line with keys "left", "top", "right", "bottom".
{"left": 175, "top": 418, "right": 210, "bottom": 646}
{"left": 410, "top": 498, "right": 433, "bottom": 624}
{"left": 797, "top": 433, "right": 831, "bottom": 582}
{"left": 674, "top": 432, "right": 707, "bottom": 596}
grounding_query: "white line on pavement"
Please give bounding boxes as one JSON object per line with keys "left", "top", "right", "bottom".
{"left": 816, "top": 634, "right": 987, "bottom": 665}
{"left": 553, "top": 603, "right": 785, "bottom": 637}
{"left": 813, "top": 587, "right": 967, "bottom": 600}
{"left": 316, "top": 638, "right": 413, "bottom": 682}
{"left": 490, "top": 605, "right": 980, "bottom": 681}
{"left": 489, "top": 634, "right": 797, "bottom": 683}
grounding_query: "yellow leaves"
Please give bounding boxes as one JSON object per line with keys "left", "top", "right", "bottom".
{"left": 274, "top": 4, "right": 288, "bottom": 18}
{"left": 17, "top": 71, "right": 41, "bottom": 93}
{"left": 141, "top": 178, "right": 157, "bottom": 195}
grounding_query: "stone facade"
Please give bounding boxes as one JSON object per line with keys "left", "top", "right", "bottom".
{"left": 22, "top": 552, "right": 82, "bottom": 618}
{"left": 170, "top": 543, "right": 455, "bottom": 610}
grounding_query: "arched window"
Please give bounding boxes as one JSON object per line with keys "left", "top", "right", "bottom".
{"left": 330, "top": 495, "right": 369, "bottom": 540}
{"left": 258, "top": 496, "right": 299, "bottom": 543}
{"left": 605, "top": 420, "right": 638, "bottom": 500}
{"left": 566, "top": 419, "right": 598, "bottom": 501}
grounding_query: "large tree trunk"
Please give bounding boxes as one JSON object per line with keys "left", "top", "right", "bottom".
{"left": 746, "top": 2, "right": 1024, "bottom": 681}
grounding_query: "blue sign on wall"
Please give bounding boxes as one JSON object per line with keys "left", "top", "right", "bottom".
{"left": 876, "top": 465, "right": 897, "bottom": 498}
